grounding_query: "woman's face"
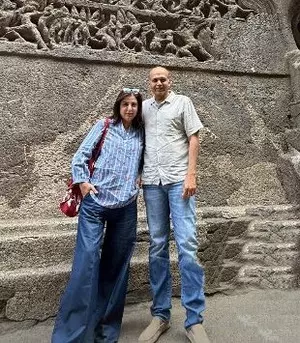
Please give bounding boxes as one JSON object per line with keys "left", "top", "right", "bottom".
{"left": 120, "top": 94, "right": 138, "bottom": 128}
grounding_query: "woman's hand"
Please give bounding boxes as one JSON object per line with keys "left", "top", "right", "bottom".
{"left": 79, "top": 182, "right": 98, "bottom": 197}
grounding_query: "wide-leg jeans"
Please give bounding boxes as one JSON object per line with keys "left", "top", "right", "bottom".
{"left": 52, "top": 194, "right": 137, "bottom": 343}
{"left": 143, "top": 181, "right": 205, "bottom": 329}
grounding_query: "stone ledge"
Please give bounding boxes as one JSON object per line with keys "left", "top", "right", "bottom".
{"left": 0, "top": 41, "right": 289, "bottom": 77}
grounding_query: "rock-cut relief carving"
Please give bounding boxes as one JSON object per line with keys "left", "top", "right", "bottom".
{"left": 0, "top": 0, "right": 257, "bottom": 61}
{"left": 237, "top": 0, "right": 276, "bottom": 16}
{"left": 291, "top": 4, "right": 300, "bottom": 49}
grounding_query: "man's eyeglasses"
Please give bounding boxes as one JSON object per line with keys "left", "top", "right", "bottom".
{"left": 123, "top": 87, "right": 140, "bottom": 94}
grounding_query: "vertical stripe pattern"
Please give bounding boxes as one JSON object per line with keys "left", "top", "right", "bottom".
{"left": 72, "top": 119, "right": 144, "bottom": 208}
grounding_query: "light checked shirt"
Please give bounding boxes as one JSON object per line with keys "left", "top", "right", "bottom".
{"left": 72, "top": 119, "right": 144, "bottom": 208}
{"left": 142, "top": 91, "right": 203, "bottom": 185}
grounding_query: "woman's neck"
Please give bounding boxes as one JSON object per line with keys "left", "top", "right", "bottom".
{"left": 122, "top": 121, "right": 131, "bottom": 130}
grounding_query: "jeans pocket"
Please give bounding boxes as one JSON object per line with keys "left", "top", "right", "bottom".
{"left": 82, "top": 192, "right": 92, "bottom": 200}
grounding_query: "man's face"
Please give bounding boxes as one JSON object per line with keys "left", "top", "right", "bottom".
{"left": 149, "top": 68, "right": 171, "bottom": 102}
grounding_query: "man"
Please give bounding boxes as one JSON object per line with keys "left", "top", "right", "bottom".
{"left": 139, "top": 66, "right": 210, "bottom": 343}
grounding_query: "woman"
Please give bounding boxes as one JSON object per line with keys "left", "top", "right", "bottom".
{"left": 52, "top": 88, "right": 144, "bottom": 343}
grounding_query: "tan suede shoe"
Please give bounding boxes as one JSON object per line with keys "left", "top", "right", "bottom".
{"left": 138, "top": 317, "right": 170, "bottom": 343}
{"left": 186, "top": 324, "right": 210, "bottom": 343}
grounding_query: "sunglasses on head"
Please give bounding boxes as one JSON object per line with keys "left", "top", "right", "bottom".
{"left": 123, "top": 87, "right": 140, "bottom": 94}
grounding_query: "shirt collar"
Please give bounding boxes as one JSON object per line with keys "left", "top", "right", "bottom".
{"left": 150, "top": 91, "right": 175, "bottom": 106}
{"left": 116, "top": 120, "right": 133, "bottom": 133}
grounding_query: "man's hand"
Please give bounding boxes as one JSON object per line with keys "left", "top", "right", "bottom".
{"left": 182, "top": 173, "right": 197, "bottom": 199}
{"left": 79, "top": 182, "right": 98, "bottom": 197}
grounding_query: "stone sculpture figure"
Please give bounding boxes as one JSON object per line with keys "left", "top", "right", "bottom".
{"left": 174, "top": 18, "right": 213, "bottom": 61}
{"left": 93, "top": 17, "right": 118, "bottom": 50}
{"left": 197, "top": 24, "right": 214, "bottom": 54}
{"left": 114, "top": 0, "right": 131, "bottom": 5}
{"left": 216, "top": 0, "right": 254, "bottom": 19}
{"left": 191, "top": 0, "right": 207, "bottom": 18}
{"left": 5, "top": 1, "right": 48, "bottom": 49}
{"left": 148, "top": 28, "right": 178, "bottom": 55}
{"left": 131, "top": 0, "right": 153, "bottom": 10}
{"left": 149, "top": 0, "right": 168, "bottom": 13}
{"left": 109, "top": 14, "right": 126, "bottom": 50}
{"left": 208, "top": 3, "right": 221, "bottom": 19}
{"left": 88, "top": 8, "right": 104, "bottom": 33}
{"left": 140, "top": 21, "right": 156, "bottom": 51}
{"left": 0, "top": 0, "right": 18, "bottom": 37}
{"left": 0, "top": 0, "right": 16, "bottom": 11}
{"left": 161, "top": 29, "right": 177, "bottom": 54}
{"left": 206, "top": 3, "right": 221, "bottom": 29}
{"left": 148, "top": 33, "right": 165, "bottom": 54}
{"left": 63, "top": 17, "right": 90, "bottom": 47}
{"left": 68, "top": 6, "right": 90, "bottom": 46}
{"left": 37, "top": 0, "right": 69, "bottom": 48}
{"left": 72, "top": 8, "right": 90, "bottom": 46}
{"left": 122, "top": 23, "right": 143, "bottom": 51}
{"left": 62, "top": 18, "right": 79, "bottom": 44}
{"left": 169, "top": 0, "right": 192, "bottom": 14}
{"left": 37, "top": 4, "right": 54, "bottom": 46}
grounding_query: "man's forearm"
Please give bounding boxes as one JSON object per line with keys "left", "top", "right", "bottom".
{"left": 187, "top": 133, "right": 199, "bottom": 175}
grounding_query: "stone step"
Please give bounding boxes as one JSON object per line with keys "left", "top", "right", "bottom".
{"left": 0, "top": 216, "right": 149, "bottom": 236}
{"left": 247, "top": 220, "right": 300, "bottom": 242}
{"left": 0, "top": 224, "right": 178, "bottom": 271}
{"left": 1, "top": 204, "right": 299, "bottom": 235}
{"left": 0, "top": 231, "right": 76, "bottom": 272}
{"left": 0, "top": 264, "right": 70, "bottom": 321}
{"left": 242, "top": 251, "right": 298, "bottom": 267}
{"left": 241, "top": 242, "right": 298, "bottom": 266}
{"left": 238, "top": 266, "right": 298, "bottom": 288}
{"left": 1, "top": 204, "right": 300, "bottom": 322}
{"left": 0, "top": 255, "right": 180, "bottom": 321}
{"left": 204, "top": 261, "right": 242, "bottom": 293}
{"left": 0, "top": 217, "right": 146, "bottom": 272}
{"left": 199, "top": 204, "right": 300, "bottom": 220}
{"left": 0, "top": 218, "right": 77, "bottom": 236}
{"left": 2, "top": 217, "right": 298, "bottom": 272}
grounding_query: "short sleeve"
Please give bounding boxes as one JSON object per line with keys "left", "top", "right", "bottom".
{"left": 183, "top": 97, "right": 204, "bottom": 137}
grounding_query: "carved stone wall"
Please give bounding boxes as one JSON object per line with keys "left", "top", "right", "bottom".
{"left": 0, "top": 0, "right": 259, "bottom": 61}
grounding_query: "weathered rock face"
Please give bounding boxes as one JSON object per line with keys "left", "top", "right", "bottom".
{"left": 0, "top": 0, "right": 296, "bottom": 218}
{"left": 1, "top": 0, "right": 300, "bottom": 322}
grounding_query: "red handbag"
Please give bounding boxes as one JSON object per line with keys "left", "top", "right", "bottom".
{"left": 59, "top": 118, "right": 110, "bottom": 217}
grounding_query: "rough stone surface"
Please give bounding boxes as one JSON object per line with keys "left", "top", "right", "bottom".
{"left": 1, "top": 0, "right": 300, "bottom": 324}
{"left": 0, "top": 59, "right": 293, "bottom": 218}
{"left": 0, "top": 0, "right": 297, "bottom": 219}
{"left": 0, "top": 205, "right": 300, "bottom": 321}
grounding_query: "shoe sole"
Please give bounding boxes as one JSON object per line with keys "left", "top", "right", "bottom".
{"left": 186, "top": 330, "right": 195, "bottom": 343}
{"left": 186, "top": 328, "right": 210, "bottom": 343}
{"left": 139, "top": 323, "right": 170, "bottom": 343}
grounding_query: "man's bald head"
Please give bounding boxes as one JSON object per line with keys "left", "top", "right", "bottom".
{"left": 149, "top": 66, "right": 171, "bottom": 80}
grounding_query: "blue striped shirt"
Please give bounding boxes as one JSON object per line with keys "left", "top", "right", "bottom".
{"left": 72, "top": 118, "right": 144, "bottom": 208}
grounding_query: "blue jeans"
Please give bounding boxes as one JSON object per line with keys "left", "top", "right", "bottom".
{"left": 52, "top": 194, "right": 137, "bottom": 343}
{"left": 143, "top": 182, "right": 205, "bottom": 329}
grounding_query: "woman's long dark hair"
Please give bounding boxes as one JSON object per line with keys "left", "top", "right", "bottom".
{"left": 111, "top": 90, "right": 143, "bottom": 130}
